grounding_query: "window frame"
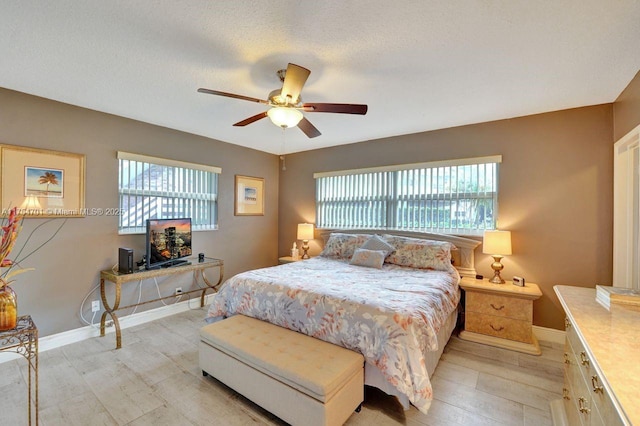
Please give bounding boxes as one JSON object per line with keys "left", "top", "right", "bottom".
{"left": 117, "top": 151, "right": 221, "bottom": 235}
{"left": 314, "top": 155, "right": 501, "bottom": 235}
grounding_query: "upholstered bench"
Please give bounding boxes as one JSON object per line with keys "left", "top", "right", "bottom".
{"left": 199, "top": 315, "right": 364, "bottom": 426}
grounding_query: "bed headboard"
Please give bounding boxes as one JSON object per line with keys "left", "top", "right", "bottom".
{"left": 318, "top": 229, "right": 481, "bottom": 277}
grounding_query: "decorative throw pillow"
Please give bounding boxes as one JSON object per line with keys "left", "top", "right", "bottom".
{"left": 383, "top": 234, "right": 455, "bottom": 271}
{"left": 360, "top": 234, "right": 395, "bottom": 257}
{"left": 350, "top": 248, "right": 386, "bottom": 269}
{"left": 319, "top": 233, "right": 372, "bottom": 259}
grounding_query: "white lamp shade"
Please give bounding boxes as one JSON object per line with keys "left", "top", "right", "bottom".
{"left": 483, "top": 230, "right": 512, "bottom": 255}
{"left": 297, "top": 223, "right": 314, "bottom": 240}
{"left": 267, "top": 107, "right": 303, "bottom": 128}
{"left": 19, "top": 195, "right": 43, "bottom": 211}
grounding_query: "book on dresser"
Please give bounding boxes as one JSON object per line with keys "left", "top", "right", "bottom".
{"left": 595, "top": 284, "right": 640, "bottom": 309}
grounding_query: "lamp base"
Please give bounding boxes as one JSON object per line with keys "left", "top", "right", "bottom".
{"left": 488, "top": 273, "right": 506, "bottom": 284}
{"left": 301, "top": 240, "right": 310, "bottom": 259}
{"left": 489, "top": 255, "right": 506, "bottom": 284}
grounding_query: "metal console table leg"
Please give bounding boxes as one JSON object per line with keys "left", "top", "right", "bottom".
{"left": 0, "top": 315, "right": 38, "bottom": 425}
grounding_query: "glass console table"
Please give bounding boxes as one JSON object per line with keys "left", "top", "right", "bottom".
{"left": 0, "top": 315, "right": 38, "bottom": 425}
{"left": 99, "top": 258, "right": 224, "bottom": 349}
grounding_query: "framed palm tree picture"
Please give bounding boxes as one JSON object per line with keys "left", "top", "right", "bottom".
{"left": 1, "top": 144, "right": 85, "bottom": 218}
{"left": 25, "top": 167, "right": 64, "bottom": 198}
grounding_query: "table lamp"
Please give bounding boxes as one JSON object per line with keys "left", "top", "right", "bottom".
{"left": 482, "top": 230, "right": 512, "bottom": 284}
{"left": 297, "top": 223, "right": 314, "bottom": 259}
{"left": 19, "top": 195, "right": 43, "bottom": 214}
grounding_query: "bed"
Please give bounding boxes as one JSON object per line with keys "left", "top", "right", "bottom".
{"left": 206, "top": 230, "right": 480, "bottom": 414}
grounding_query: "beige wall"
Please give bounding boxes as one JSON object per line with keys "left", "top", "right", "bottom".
{"left": 278, "top": 105, "right": 614, "bottom": 331}
{"left": 4, "top": 68, "right": 638, "bottom": 337}
{"left": 0, "top": 88, "right": 279, "bottom": 336}
{"left": 614, "top": 70, "right": 640, "bottom": 141}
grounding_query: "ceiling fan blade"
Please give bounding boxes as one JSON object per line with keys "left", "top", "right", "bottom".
{"left": 302, "top": 103, "right": 368, "bottom": 115}
{"left": 297, "top": 117, "right": 321, "bottom": 138}
{"left": 197, "top": 88, "right": 269, "bottom": 105}
{"left": 233, "top": 111, "right": 268, "bottom": 127}
{"left": 280, "top": 63, "right": 310, "bottom": 104}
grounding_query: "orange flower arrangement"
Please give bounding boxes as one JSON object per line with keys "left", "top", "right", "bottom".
{"left": 0, "top": 207, "right": 33, "bottom": 289}
{"left": 0, "top": 206, "right": 65, "bottom": 330}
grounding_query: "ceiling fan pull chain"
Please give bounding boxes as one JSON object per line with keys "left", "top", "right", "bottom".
{"left": 280, "top": 127, "right": 287, "bottom": 171}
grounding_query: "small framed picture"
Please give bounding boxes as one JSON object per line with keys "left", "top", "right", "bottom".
{"left": 234, "top": 175, "right": 264, "bottom": 216}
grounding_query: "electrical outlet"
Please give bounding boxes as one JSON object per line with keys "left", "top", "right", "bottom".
{"left": 91, "top": 300, "right": 100, "bottom": 312}
{"left": 175, "top": 287, "right": 183, "bottom": 296}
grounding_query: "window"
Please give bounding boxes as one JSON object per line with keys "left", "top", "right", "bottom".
{"left": 117, "top": 152, "right": 221, "bottom": 234}
{"left": 315, "top": 156, "right": 500, "bottom": 235}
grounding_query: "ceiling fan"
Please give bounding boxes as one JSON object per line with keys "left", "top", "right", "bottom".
{"left": 197, "top": 63, "right": 368, "bottom": 138}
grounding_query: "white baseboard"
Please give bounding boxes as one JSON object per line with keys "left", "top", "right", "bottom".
{"left": 533, "top": 325, "right": 565, "bottom": 345}
{"left": 1, "top": 300, "right": 566, "bottom": 365}
{"left": 0, "top": 294, "right": 215, "bottom": 364}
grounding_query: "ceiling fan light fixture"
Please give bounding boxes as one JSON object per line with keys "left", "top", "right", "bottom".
{"left": 267, "top": 106, "right": 303, "bottom": 128}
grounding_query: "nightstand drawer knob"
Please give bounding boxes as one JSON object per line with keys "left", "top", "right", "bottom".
{"left": 490, "top": 303, "right": 505, "bottom": 311}
{"left": 490, "top": 324, "right": 504, "bottom": 332}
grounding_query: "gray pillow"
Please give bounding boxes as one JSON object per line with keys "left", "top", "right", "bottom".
{"left": 360, "top": 234, "right": 395, "bottom": 257}
{"left": 350, "top": 248, "right": 387, "bottom": 269}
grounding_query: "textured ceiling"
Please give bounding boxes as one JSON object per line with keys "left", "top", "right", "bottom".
{"left": 1, "top": 1, "right": 639, "bottom": 154}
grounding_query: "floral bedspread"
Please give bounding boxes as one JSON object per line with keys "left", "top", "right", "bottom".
{"left": 206, "top": 257, "right": 460, "bottom": 414}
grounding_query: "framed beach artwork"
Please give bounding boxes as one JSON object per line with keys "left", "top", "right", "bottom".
{"left": 234, "top": 175, "right": 264, "bottom": 216}
{"left": 0, "top": 144, "right": 86, "bottom": 217}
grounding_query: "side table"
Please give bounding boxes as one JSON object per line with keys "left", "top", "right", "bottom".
{"left": 459, "top": 277, "right": 542, "bottom": 355}
{"left": 278, "top": 256, "right": 312, "bottom": 264}
{"left": 0, "top": 315, "right": 38, "bottom": 425}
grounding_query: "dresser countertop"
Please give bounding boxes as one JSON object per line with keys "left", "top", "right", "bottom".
{"left": 554, "top": 285, "right": 640, "bottom": 425}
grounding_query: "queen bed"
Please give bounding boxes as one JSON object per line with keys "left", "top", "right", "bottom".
{"left": 206, "top": 230, "right": 480, "bottom": 414}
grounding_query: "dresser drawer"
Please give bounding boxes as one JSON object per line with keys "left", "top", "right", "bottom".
{"left": 465, "top": 312, "right": 533, "bottom": 343}
{"left": 563, "top": 318, "right": 625, "bottom": 426}
{"left": 562, "top": 369, "right": 584, "bottom": 426}
{"left": 466, "top": 292, "right": 532, "bottom": 321}
{"left": 569, "top": 339, "right": 625, "bottom": 425}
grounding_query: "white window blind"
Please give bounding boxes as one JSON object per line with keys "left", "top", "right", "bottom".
{"left": 117, "top": 152, "right": 221, "bottom": 234}
{"left": 315, "top": 156, "right": 500, "bottom": 235}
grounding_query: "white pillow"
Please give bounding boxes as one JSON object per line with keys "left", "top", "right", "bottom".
{"left": 383, "top": 234, "right": 455, "bottom": 271}
{"left": 319, "top": 233, "right": 371, "bottom": 259}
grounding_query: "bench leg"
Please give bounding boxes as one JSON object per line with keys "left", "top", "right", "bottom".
{"left": 355, "top": 403, "right": 362, "bottom": 413}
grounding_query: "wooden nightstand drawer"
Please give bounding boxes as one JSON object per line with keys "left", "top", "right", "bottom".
{"left": 466, "top": 292, "right": 532, "bottom": 321}
{"left": 465, "top": 312, "right": 533, "bottom": 344}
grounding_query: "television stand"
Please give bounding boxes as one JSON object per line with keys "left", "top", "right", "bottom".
{"left": 99, "top": 258, "right": 223, "bottom": 349}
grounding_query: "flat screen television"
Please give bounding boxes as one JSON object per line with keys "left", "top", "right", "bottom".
{"left": 145, "top": 218, "right": 192, "bottom": 269}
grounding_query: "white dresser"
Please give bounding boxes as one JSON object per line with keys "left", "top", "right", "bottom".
{"left": 553, "top": 285, "right": 638, "bottom": 425}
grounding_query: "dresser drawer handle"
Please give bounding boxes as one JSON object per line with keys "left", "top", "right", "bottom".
{"left": 565, "top": 317, "right": 572, "bottom": 328}
{"left": 580, "top": 351, "right": 590, "bottom": 367}
{"left": 578, "top": 397, "right": 590, "bottom": 414}
{"left": 562, "top": 387, "right": 570, "bottom": 400}
{"left": 563, "top": 352, "right": 571, "bottom": 365}
{"left": 490, "top": 303, "right": 505, "bottom": 311}
{"left": 490, "top": 324, "right": 504, "bottom": 332}
{"left": 591, "top": 375, "right": 603, "bottom": 393}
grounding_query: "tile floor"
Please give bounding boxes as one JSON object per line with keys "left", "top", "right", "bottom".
{"left": 0, "top": 308, "right": 564, "bottom": 425}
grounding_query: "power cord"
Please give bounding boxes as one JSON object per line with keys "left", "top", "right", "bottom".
{"left": 79, "top": 278, "right": 143, "bottom": 327}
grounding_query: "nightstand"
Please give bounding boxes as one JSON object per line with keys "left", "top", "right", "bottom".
{"left": 458, "top": 276, "right": 542, "bottom": 355}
